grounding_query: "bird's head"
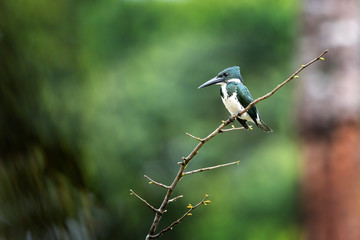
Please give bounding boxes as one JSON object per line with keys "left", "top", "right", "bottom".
{"left": 198, "top": 66, "right": 243, "bottom": 89}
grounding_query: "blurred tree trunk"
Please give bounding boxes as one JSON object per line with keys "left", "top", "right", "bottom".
{"left": 299, "top": 0, "right": 360, "bottom": 240}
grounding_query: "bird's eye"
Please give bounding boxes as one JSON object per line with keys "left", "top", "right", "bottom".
{"left": 224, "top": 73, "right": 229, "bottom": 77}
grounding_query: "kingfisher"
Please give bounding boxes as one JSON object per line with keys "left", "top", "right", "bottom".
{"left": 198, "top": 66, "right": 272, "bottom": 132}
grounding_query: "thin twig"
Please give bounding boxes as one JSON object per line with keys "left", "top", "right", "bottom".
{"left": 130, "top": 189, "right": 160, "bottom": 213}
{"left": 221, "top": 126, "right": 247, "bottom": 132}
{"left": 144, "top": 175, "right": 170, "bottom": 189}
{"left": 142, "top": 50, "right": 328, "bottom": 240}
{"left": 183, "top": 160, "right": 240, "bottom": 176}
{"left": 168, "top": 195, "right": 183, "bottom": 203}
{"left": 185, "top": 132, "right": 202, "bottom": 141}
{"left": 148, "top": 195, "right": 209, "bottom": 239}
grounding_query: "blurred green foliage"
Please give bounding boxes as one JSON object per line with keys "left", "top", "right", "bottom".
{"left": 0, "top": 0, "right": 300, "bottom": 239}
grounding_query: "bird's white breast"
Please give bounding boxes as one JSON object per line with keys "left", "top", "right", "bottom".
{"left": 220, "top": 84, "right": 253, "bottom": 122}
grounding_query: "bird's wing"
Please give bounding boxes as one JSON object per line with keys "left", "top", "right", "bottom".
{"left": 236, "top": 83, "right": 258, "bottom": 122}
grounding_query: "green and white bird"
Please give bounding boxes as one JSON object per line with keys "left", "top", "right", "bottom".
{"left": 198, "top": 66, "right": 272, "bottom": 132}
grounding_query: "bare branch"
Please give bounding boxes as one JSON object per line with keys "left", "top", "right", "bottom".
{"left": 144, "top": 175, "right": 170, "bottom": 189}
{"left": 183, "top": 160, "right": 240, "bottom": 176}
{"left": 130, "top": 189, "right": 160, "bottom": 213}
{"left": 140, "top": 50, "right": 329, "bottom": 240}
{"left": 147, "top": 195, "right": 210, "bottom": 239}
{"left": 168, "top": 195, "right": 183, "bottom": 203}
{"left": 186, "top": 132, "right": 202, "bottom": 141}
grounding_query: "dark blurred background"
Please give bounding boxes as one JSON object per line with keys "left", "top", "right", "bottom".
{"left": 0, "top": 0, "right": 359, "bottom": 239}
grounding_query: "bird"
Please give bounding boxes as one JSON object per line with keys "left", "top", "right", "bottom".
{"left": 198, "top": 66, "right": 272, "bottom": 132}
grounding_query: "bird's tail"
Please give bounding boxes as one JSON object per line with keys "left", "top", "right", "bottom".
{"left": 256, "top": 119, "right": 273, "bottom": 133}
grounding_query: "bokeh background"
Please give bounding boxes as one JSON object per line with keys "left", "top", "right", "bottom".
{"left": 1, "top": 0, "right": 359, "bottom": 239}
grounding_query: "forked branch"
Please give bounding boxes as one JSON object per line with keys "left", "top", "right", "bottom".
{"left": 131, "top": 50, "right": 328, "bottom": 240}
{"left": 148, "top": 195, "right": 210, "bottom": 239}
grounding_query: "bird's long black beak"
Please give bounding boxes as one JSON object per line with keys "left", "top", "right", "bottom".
{"left": 198, "top": 76, "right": 223, "bottom": 89}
